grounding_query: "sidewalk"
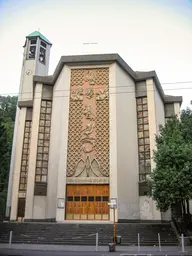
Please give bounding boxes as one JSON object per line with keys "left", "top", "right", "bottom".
{"left": 0, "top": 243, "right": 192, "bottom": 255}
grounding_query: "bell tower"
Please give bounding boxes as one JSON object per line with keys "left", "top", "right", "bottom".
{"left": 18, "top": 31, "right": 52, "bottom": 103}
{"left": 6, "top": 31, "right": 52, "bottom": 219}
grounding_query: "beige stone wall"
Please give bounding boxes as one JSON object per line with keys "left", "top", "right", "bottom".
{"left": 10, "top": 107, "right": 27, "bottom": 220}
{"left": 25, "top": 83, "right": 43, "bottom": 219}
{"left": 115, "top": 63, "right": 139, "bottom": 220}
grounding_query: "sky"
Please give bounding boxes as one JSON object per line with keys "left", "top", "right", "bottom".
{"left": 0, "top": 0, "right": 192, "bottom": 108}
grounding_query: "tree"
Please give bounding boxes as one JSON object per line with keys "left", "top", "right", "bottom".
{"left": 0, "top": 96, "right": 17, "bottom": 219}
{"left": 149, "top": 109, "right": 192, "bottom": 221}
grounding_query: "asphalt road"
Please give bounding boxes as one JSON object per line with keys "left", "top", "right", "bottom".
{"left": 0, "top": 249, "right": 191, "bottom": 256}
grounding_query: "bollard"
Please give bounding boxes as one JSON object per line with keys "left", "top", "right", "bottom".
{"left": 138, "top": 233, "right": 140, "bottom": 252}
{"left": 181, "top": 233, "right": 184, "bottom": 252}
{"left": 9, "top": 231, "right": 12, "bottom": 247}
{"left": 96, "top": 233, "right": 98, "bottom": 252}
{"left": 158, "top": 233, "right": 161, "bottom": 252}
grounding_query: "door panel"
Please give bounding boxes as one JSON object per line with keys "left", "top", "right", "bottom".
{"left": 66, "top": 185, "right": 109, "bottom": 220}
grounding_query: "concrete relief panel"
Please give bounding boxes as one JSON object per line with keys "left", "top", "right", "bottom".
{"left": 66, "top": 68, "right": 109, "bottom": 184}
{"left": 140, "top": 196, "right": 153, "bottom": 220}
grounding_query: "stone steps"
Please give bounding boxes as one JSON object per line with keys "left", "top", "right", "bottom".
{"left": 0, "top": 222, "right": 178, "bottom": 246}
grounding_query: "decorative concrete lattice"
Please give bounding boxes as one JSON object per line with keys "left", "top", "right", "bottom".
{"left": 95, "top": 68, "right": 109, "bottom": 85}
{"left": 71, "top": 69, "right": 84, "bottom": 86}
{"left": 67, "top": 101, "right": 83, "bottom": 177}
{"left": 95, "top": 99, "right": 110, "bottom": 177}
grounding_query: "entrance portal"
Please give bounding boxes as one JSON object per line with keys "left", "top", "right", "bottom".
{"left": 66, "top": 184, "right": 109, "bottom": 220}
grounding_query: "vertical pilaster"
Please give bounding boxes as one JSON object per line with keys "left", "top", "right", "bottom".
{"left": 146, "top": 79, "right": 161, "bottom": 220}
{"left": 25, "top": 83, "right": 43, "bottom": 220}
{"left": 6, "top": 106, "right": 20, "bottom": 217}
{"left": 109, "top": 63, "right": 118, "bottom": 222}
{"left": 174, "top": 102, "right": 180, "bottom": 118}
{"left": 55, "top": 66, "right": 71, "bottom": 221}
{"left": 10, "top": 107, "right": 26, "bottom": 220}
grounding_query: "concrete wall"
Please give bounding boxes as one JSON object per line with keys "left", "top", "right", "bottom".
{"left": 145, "top": 79, "right": 161, "bottom": 220}
{"left": 33, "top": 196, "right": 46, "bottom": 219}
{"left": 35, "top": 38, "right": 51, "bottom": 76}
{"left": 6, "top": 106, "right": 20, "bottom": 217}
{"left": 154, "top": 86, "right": 165, "bottom": 134}
{"left": 10, "top": 108, "right": 27, "bottom": 220}
{"left": 45, "top": 65, "right": 71, "bottom": 221}
{"left": 25, "top": 84, "right": 43, "bottom": 219}
{"left": 115, "top": 63, "right": 139, "bottom": 220}
{"left": 109, "top": 63, "right": 118, "bottom": 222}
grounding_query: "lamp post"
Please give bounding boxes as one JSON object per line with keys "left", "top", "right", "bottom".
{"left": 108, "top": 198, "right": 117, "bottom": 249}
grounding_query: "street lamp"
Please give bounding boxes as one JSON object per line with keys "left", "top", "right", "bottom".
{"left": 108, "top": 198, "right": 117, "bottom": 249}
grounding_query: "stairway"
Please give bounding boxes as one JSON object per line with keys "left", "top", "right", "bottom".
{"left": 0, "top": 222, "right": 178, "bottom": 246}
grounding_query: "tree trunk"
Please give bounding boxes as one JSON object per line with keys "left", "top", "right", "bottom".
{"left": 186, "top": 200, "right": 190, "bottom": 214}
{"left": 181, "top": 200, "right": 186, "bottom": 216}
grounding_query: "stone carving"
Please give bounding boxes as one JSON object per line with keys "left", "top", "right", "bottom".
{"left": 96, "top": 87, "right": 108, "bottom": 101}
{"left": 67, "top": 68, "right": 110, "bottom": 180}
{"left": 86, "top": 88, "right": 94, "bottom": 99}
{"left": 84, "top": 70, "right": 96, "bottom": 85}
{"left": 81, "top": 137, "right": 96, "bottom": 153}
{"left": 75, "top": 156, "right": 102, "bottom": 177}
{"left": 71, "top": 88, "right": 83, "bottom": 101}
{"left": 82, "top": 123, "right": 95, "bottom": 137}
{"left": 83, "top": 105, "right": 95, "bottom": 120}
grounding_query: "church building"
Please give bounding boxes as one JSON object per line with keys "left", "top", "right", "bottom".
{"left": 6, "top": 31, "right": 182, "bottom": 222}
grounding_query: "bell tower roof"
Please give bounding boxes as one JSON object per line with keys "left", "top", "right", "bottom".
{"left": 26, "top": 31, "right": 52, "bottom": 45}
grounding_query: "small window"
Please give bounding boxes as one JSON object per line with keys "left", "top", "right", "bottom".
{"left": 30, "top": 39, "right": 37, "bottom": 45}
{"left": 74, "top": 196, "right": 80, "bottom": 201}
{"left": 29, "top": 46, "right": 36, "bottom": 59}
{"left": 81, "top": 196, "right": 87, "bottom": 202}
{"left": 39, "top": 47, "right": 46, "bottom": 64}
{"left": 88, "top": 196, "right": 94, "bottom": 202}
{"left": 102, "top": 196, "right": 109, "bottom": 202}
{"left": 67, "top": 196, "right": 73, "bottom": 201}
{"left": 41, "top": 41, "right": 47, "bottom": 48}
{"left": 96, "top": 196, "right": 101, "bottom": 202}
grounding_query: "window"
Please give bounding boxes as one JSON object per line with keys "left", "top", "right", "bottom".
{"left": 28, "top": 39, "right": 37, "bottom": 59}
{"left": 81, "top": 196, "right": 87, "bottom": 201}
{"left": 41, "top": 41, "right": 47, "bottom": 48}
{"left": 39, "top": 41, "right": 46, "bottom": 64}
{"left": 19, "top": 121, "right": 32, "bottom": 191}
{"left": 137, "top": 97, "right": 151, "bottom": 182}
{"left": 39, "top": 47, "right": 46, "bottom": 64}
{"left": 88, "top": 196, "right": 94, "bottom": 201}
{"left": 35, "top": 100, "right": 52, "bottom": 185}
{"left": 102, "top": 196, "right": 109, "bottom": 202}
{"left": 96, "top": 196, "right": 101, "bottom": 201}
{"left": 74, "top": 196, "right": 80, "bottom": 201}
{"left": 67, "top": 196, "right": 73, "bottom": 201}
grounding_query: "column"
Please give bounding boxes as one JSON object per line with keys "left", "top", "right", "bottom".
{"left": 6, "top": 106, "right": 20, "bottom": 218}
{"left": 25, "top": 83, "right": 43, "bottom": 220}
{"left": 109, "top": 63, "right": 118, "bottom": 222}
{"left": 55, "top": 66, "right": 71, "bottom": 221}
{"left": 146, "top": 79, "right": 161, "bottom": 220}
{"left": 10, "top": 107, "right": 26, "bottom": 220}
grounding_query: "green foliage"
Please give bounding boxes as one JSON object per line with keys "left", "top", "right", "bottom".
{"left": 0, "top": 96, "right": 17, "bottom": 217}
{"left": 149, "top": 109, "right": 192, "bottom": 212}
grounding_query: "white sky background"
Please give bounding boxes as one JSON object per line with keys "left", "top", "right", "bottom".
{"left": 0, "top": 0, "right": 192, "bottom": 108}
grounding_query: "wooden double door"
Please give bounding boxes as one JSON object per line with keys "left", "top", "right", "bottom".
{"left": 66, "top": 184, "right": 109, "bottom": 220}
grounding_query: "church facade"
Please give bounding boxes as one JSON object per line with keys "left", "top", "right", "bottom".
{"left": 6, "top": 32, "right": 182, "bottom": 222}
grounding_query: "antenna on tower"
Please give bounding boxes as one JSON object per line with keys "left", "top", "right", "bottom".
{"left": 82, "top": 42, "right": 98, "bottom": 54}
{"left": 38, "top": 28, "right": 40, "bottom": 32}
